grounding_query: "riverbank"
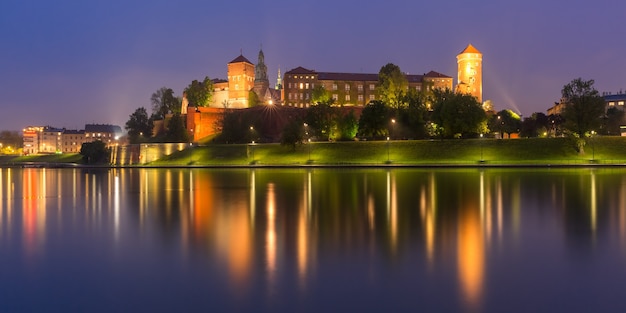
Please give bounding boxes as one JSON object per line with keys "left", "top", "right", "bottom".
{"left": 3, "top": 137, "right": 626, "bottom": 167}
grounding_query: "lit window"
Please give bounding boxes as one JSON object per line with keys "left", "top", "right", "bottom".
{"left": 305, "top": 83, "right": 309, "bottom": 89}
{"left": 369, "top": 84, "right": 375, "bottom": 90}
{"left": 609, "top": 102, "right": 616, "bottom": 106}
{"left": 345, "top": 95, "right": 350, "bottom": 101}
{"left": 300, "top": 93, "right": 303, "bottom": 100}
{"left": 345, "top": 84, "right": 350, "bottom": 91}
{"left": 305, "top": 93, "right": 309, "bottom": 100}
{"left": 332, "top": 94, "right": 338, "bottom": 100}
{"left": 358, "top": 85, "right": 363, "bottom": 92}
{"left": 288, "top": 83, "right": 292, "bottom": 88}
{"left": 299, "top": 83, "right": 303, "bottom": 89}
{"left": 288, "top": 93, "right": 292, "bottom": 100}
{"left": 619, "top": 101, "right": 625, "bottom": 106}
{"left": 369, "top": 95, "right": 375, "bottom": 101}
{"left": 358, "top": 95, "right": 364, "bottom": 102}
{"left": 333, "top": 84, "right": 338, "bottom": 91}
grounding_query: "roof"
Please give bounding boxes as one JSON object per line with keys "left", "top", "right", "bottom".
{"left": 85, "top": 124, "right": 122, "bottom": 134}
{"left": 604, "top": 94, "right": 626, "bottom": 101}
{"left": 317, "top": 72, "right": 379, "bottom": 82}
{"left": 229, "top": 54, "right": 253, "bottom": 64}
{"left": 459, "top": 44, "right": 481, "bottom": 55}
{"left": 285, "top": 66, "right": 316, "bottom": 75}
{"left": 64, "top": 129, "right": 85, "bottom": 135}
{"left": 423, "top": 71, "right": 452, "bottom": 78}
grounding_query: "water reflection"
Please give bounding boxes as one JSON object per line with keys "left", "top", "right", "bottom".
{"left": 1, "top": 167, "right": 626, "bottom": 312}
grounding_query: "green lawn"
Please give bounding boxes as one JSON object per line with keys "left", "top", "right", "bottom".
{"left": 4, "top": 137, "right": 626, "bottom": 167}
{"left": 150, "top": 137, "right": 626, "bottom": 166}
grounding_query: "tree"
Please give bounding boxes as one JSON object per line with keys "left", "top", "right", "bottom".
{"left": 311, "top": 85, "right": 332, "bottom": 104}
{"left": 164, "top": 113, "right": 189, "bottom": 142}
{"left": 280, "top": 119, "right": 304, "bottom": 150}
{"left": 0, "top": 130, "right": 23, "bottom": 153}
{"left": 377, "top": 63, "right": 408, "bottom": 110}
{"left": 358, "top": 101, "right": 391, "bottom": 139}
{"left": 602, "top": 107, "right": 625, "bottom": 135}
{"left": 248, "top": 90, "right": 261, "bottom": 107}
{"left": 80, "top": 141, "right": 110, "bottom": 164}
{"left": 398, "top": 88, "right": 429, "bottom": 139}
{"left": 334, "top": 110, "right": 359, "bottom": 141}
{"left": 560, "top": 78, "right": 606, "bottom": 137}
{"left": 305, "top": 102, "right": 336, "bottom": 141}
{"left": 151, "top": 87, "right": 181, "bottom": 120}
{"left": 125, "top": 107, "right": 153, "bottom": 144}
{"left": 184, "top": 76, "right": 213, "bottom": 107}
{"left": 431, "top": 89, "right": 487, "bottom": 138}
{"left": 520, "top": 112, "right": 550, "bottom": 138}
{"left": 489, "top": 109, "right": 522, "bottom": 138}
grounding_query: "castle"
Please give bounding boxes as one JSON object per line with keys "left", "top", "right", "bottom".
{"left": 185, "top": 44, "right": 483, "bottom": 141}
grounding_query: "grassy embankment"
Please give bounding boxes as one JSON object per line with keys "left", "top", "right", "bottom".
{"left": 151, "top": 137, "right": 626, "bottom": 166}
{"left": 2, "top": 137, "right": 626, "bottom": 167}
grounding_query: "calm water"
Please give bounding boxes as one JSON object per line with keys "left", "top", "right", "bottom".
{"left": 1, "top": 167, "right": 626, "bottom": 312}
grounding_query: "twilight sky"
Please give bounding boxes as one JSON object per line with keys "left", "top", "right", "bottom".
{"left": 1, "top": 0, "right": 625, "bottom": 132}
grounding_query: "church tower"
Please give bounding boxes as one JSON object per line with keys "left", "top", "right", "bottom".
{"left": 456, "top": 44, "right": 483, "bottom": 103}
{"left": 275, "top": 67, "right": 282, "bottom": 90}
{"left": 254, "top": 49, "right": 269, "bottom": 91}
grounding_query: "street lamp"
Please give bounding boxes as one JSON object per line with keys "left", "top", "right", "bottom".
{"left": 480, "top": 133, "right": 484, "bottom": 162}
{"left": 307, "top": 138, "right": 311, "bottom": 161}
{"left": 590, "top": 130, "right": 596, "bottom": 161}
{"left": 249, "top": 126, "right": 255, "bottom": 164}
{"left": 391, "top": 119, "right": 396, "bottom": 139}
{"left": 386, "top": 136, "right": 390, "bottom": 163}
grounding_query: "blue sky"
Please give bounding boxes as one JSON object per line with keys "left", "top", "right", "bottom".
{"left": 1, "top": 0, "right": 625, "bottom": 131}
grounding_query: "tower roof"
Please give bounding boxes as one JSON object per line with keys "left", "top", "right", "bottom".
{"left": 229, "top": 54, "right": 253, "bottom": 64}
{"left": 459, "top": 44, "right": 481, "bottom": 55}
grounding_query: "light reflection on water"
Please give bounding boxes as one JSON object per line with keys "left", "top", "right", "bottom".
{"left": 1, "top": 167, "right": 626, "bottom": 312}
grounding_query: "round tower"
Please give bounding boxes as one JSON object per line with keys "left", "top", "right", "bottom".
{"left": 456, "top": 44, "right": 483, "bottom": 103}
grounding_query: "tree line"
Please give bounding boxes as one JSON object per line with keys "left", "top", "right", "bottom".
{"left": 123, "top": 63, "right": 616, "bottom": 155}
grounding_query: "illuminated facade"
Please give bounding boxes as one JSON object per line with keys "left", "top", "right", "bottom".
{"left": 282, "top": 67, "right": 453, "bottom": 107}
{"left": 456, "top": 44, "right": 483, "bottom": 103}
{"left": 22, "top": 124, "right": 121, "bottom": 155}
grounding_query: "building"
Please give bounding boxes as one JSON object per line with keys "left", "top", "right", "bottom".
{"left": 84, "top": 124, "right": 123, "bottom": 146}
{"left": 282, "top": 67, "right": 453, "bottom": 108}
{"left": 62, "top": 130, "right": 86, "bottom": 153}
{"left": 604, "top": 91, "right": 626, "bottom": 111}
{"left": 456, "top": 44, "right": 483, "bottom": 103}
{"left": 23, "top": 124, "right": 122, "bottom": 155}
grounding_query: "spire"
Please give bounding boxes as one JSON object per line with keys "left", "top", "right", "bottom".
{"left": 255, "top": 47, "right": 268, "bottom": 83}
{"left": 275, "top": 66, "right": 283, "bottom": 90}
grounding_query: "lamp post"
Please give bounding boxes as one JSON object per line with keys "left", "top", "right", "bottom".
{"left": 391, "top": 119, "right": 396, "bottom": 140}
{"left": 386, "top": 136, "right": 390, "bottom": 163}
{"left": 308, "top": 138, "right": 311, "bottom": 161}
{"left": 249, "top": 126, "right": 255, "bottom": 164}
{"left": 590, "top": 130, "right": 596, "bottom": 161}
{"left": 480, "top": 133, "right": 484, "bottom": 162}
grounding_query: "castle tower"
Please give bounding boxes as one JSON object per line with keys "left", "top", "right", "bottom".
{"left": 456, "top": 44, "right": 483, "bottom": 103}
{"left": 227, "top": 54, "right": 255, "bottom": 108}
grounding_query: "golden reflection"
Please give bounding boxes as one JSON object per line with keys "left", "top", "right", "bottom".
{"left": 590, "top": 171, "right": 597, "bottom": 233}
{"left": 266, "top": 183, "right": 277, "bottom": 284}
{"left": 457, "top": 190, "right": 484, "bottom": 309}
{"left": 22, "top": 169, "right": 47, "bottom": 258}
{"left": 250, "top": 170, "right": 256, "bottom": 227}
{"left": 386, "top": 171, "right": 398, "bottom": 251}
{"left": 297, "top": 188, "right": 309, "bottom": 285}
{"left": 421, "top": 172, "right": 437, "bottom": 264}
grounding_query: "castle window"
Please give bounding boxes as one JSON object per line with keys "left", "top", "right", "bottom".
{"left": 345, "top": 95, "right": 350, "bottom": 101}
{"left": 300, "top": 93, "right": 303, "bottom": 100}
{"left": 369, "top": 84, "right": 375, "bottom": 90}
{"left": 332, "top": 94, "right": 338, "bottom": 101}
{"left": 289, "top": 93, "right": 292, "bottom": 100}
{"left": 332, "top": 84, "right": 338, "bottom": 91}
{"left": 619, "top": 101, "right": 625, "bottom": 106}
{"left": 305, "top": 83, "right": 309, "bottom": 89}
{"left": 358, "top": 95, "right": 364, "bottom": 102}
{"left": 345, "top": 84, "right": 350, "bottom": 91}
{"left": 288, "top": 83, "right": 292, "bottom": 88}
{"left": 300, "top": 83, "right": 303, "bottom": 89}
{"left": 358, "top": 85, "right": 363, "bottom": 92}
{"left": 305, "top": 93, "right": 309, "bottom": 100}
{"left": 369, "top": 95, "right": 375, "bottom": 101}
